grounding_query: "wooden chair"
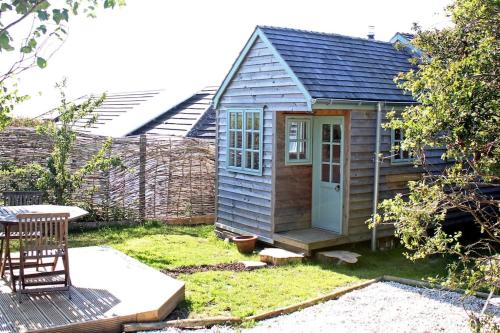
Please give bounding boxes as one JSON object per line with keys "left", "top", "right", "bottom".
{"left": 9, "top": 213, "right": 71, "bottom": 302}
{"left": 2, "top": 191, "right": 44, "bottom": 206}
{"left": 0, "top": 191, "right": 45, "bottom": 277}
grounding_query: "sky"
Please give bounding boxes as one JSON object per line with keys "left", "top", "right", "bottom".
{"left": 9, "top": 0, "right": 453, "bottom": 117}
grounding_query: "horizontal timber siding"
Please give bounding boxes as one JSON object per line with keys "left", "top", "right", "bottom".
{"left": 348, "top": 109, "right": 448, "bottom": 237}
{"left": 216, "top": 37, "right": 308, "bottom": 241}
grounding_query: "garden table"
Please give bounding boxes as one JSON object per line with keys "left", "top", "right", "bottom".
{"left": 0, "top": 205, "right": 88, "bottom": 290}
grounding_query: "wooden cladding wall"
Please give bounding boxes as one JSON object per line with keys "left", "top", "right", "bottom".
{"left": 0, "top": 127, "right": 215, "bottom": 222}
{"left": 348, "top": 109, "right": 448, "bottom": 236}
{"left": 273, "top": 112, "right": 312, "bottom": 232}
{"left": 216, "top": 37, "right": 309, "bottom": 241}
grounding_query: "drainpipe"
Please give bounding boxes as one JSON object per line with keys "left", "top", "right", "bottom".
{"left": 371, "top": 102, "right": 383, "bottom": 251}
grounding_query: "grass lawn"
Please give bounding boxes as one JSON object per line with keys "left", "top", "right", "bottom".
{"left": 68, "top": 222, "right": 450, "bottom": 318}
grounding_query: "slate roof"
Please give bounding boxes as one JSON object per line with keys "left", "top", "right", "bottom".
{"left": 258, "top": 26, "right": 416, "bottom": 103}
{"left": 129, "top": 86, "right": 217, "bottom": 139}
{"left": 40, "top": 88, "right": 217, "bottom": 139}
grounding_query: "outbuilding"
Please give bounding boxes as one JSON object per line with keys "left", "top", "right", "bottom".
{"left": 213, "top": 26, "right": 437, "bottom": 254}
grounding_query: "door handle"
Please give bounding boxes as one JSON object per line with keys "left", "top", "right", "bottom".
{"left": 335, "top": 184, "right": 341, "bottom": 192}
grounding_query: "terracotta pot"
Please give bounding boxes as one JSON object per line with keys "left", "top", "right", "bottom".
{"left": 232, "top": 235, "right": 257, "bottom": 254}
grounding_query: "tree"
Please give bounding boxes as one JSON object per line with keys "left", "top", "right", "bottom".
{"left": 0, "top": 0, "right": 125, "bottom": 130}
{"left": 374, "top": 0, "right": 499, "bottom": 330}
{"left": 36, "top": 79, "right": 120, "bottom": 205}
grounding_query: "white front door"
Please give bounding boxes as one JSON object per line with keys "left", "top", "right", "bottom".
{"left": 312, "top": 116, "right": 344, "bottom": 233}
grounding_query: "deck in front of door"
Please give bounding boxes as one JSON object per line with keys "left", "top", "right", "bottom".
{"left": 273, "top": 228, "right": 342, "bottom": 255}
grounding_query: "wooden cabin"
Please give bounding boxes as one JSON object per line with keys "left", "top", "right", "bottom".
{"left": 213, "top": 26, "right": 434, "bottom": 254}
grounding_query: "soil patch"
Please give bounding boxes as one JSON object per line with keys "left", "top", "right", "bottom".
{"left": 162, "top": 262, "right": 250, "bottom": 277}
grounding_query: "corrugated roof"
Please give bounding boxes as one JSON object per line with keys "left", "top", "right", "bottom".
{"left": 258, "top": 26, "right": 416, "bottom": 103}
{"left": 129, "top": 86, "right": 217, "bottom": 139}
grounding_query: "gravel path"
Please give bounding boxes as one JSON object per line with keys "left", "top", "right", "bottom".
{"left": 156, "top": 282, "right": 500, "bottom": 333}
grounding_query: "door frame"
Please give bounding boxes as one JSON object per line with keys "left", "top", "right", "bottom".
{"left": 311, "top": 115, "right": 345, "bottom": 234}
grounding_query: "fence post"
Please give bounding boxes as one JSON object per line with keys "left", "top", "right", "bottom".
{"left": 139, "top": 135, "right": 147, "bottom": 223}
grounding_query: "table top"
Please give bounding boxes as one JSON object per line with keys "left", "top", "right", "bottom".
{"left": 0, "top": 205, "right": 88, "bottom": 223}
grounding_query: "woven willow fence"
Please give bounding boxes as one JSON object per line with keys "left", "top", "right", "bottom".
{"left": 0, "top": 127, "right": 215, "bottom": 222}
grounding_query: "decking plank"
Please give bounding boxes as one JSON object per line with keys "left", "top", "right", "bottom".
{"left": 0, "top": 246, "right": 184, "bottom": 333}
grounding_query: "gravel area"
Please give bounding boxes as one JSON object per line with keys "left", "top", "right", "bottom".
{"left": 155, "top": 282, "right": 500, "bottom": 333}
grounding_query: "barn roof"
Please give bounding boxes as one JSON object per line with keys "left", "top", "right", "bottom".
{"left": 214, "top": 26, "right": 417, "bottom": 107}
{"left": 41, "top": 87, "right": 217, "bottom": 139}
{"left": 130, "top": 86, "right": 217, "bottom": 139}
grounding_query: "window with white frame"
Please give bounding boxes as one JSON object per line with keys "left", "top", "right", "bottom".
{"left": 285, "top": 116, "right": 312, "bottom": 165}
{"left": 227, "top": 109, "right": 263, "bottom": 175}
{"left": 391, "top": 128, "right": 413, "bottom": 163}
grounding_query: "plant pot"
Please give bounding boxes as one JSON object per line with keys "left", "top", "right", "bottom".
{"left": 232, "top": 235, "right": 257, "bottom": 254}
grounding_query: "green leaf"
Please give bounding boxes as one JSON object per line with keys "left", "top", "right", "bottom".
{"left": 0, "top": 3, "right": 12, "bottom": 11}
{"left": 52, "top": 9, "right": 62, "bottom": 24}
{"left": 0, "top": 32, "right": 13, "bottom": 51}
{"left": 37, "top": 25, "right": 47, "bottom": 34}
{"left": 37, "top": 10, "right": 49, "bottom": 21}
{"left": 20, "top": 46, "right": 32, "bottom": 53}
{"left": 37, "top": 57, "right": 47, "bottom": 69}
{"left": 104, "top": 0, "right": 116, "bottom": 8}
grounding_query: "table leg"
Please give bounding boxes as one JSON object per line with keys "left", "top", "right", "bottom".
{"left": 5, "top": 226, "right": 16, "bottom": 292}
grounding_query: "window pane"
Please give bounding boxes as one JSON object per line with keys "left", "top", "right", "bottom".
{"left": 298, "top": 141, "right": 306, "bottom": 159}
{"left": 236, "top": 112, "right": 243, "bottom": 129}
{"left": 245, "top": 151, "right": 252, "bottom": 169}
{"left": 321, "top": 164, "right": 330, "bottom": 182}
{"left": 236, "top": 131, "right": 242, "bottom": 147}
{"left": 253, "top": 113, "right": 260, "bottom": 130}
{"left": 322, "top": 124, "right": 331, "bottom": 142}
{"left": 229, "top": 131, "right": 235, "bottom": 148}
{"left": 229, "top": 112, "right": 236, "bottom": 129}
{"left": 394, "top": 128, "right": 401, "bottom": 140}
{"left": 332, "top": 144, "right": 340, "bottom": 163}
{"left": 289, "top": 122, "right": 298, "bottom": 140}
{"left": 235, "top": 150, "right": 242, "bottom": 167}
{"left": 394, "top": 149, "right": 401, "bottom": 160}
{"left": 229, "top": 149, "right": 235, "bottom": 166}
{"left": 289, "top": 141, "right": 298, "bottom": 154}
{"left": 246, "top": 132, "right": 252, "bottom": 149}
{"left": 322, "top": 144, "right": 330, "bottom": 162}
{"left": 289, "top": 151, "right": 297, "bottom": 160}
{"left": 253, "top": 132, "right": 260, "bottom": 148}
{"left": 302, "top": 121, "right": 307, "bottom": 139}
{"left": 253, "top": 152, "right": 259, "bottom": 170}
{"left": 332, "top": 124, "right": 341, "bottom": 143}
{"left": 402, "top": 150, "right": 410, "bottom": 159}
{"left": 246, "top": 112, "right": 253, "bottom": 130}
{"left": 332, "top": 165, "right": 340, "bottom": 183}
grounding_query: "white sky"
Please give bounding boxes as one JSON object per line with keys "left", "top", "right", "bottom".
{"left": 10, "top": 0, "right": 453, "bottom": 117}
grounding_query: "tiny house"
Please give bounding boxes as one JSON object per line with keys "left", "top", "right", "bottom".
{"left": 213, "top": 26, "right": 433, "bottom": 254}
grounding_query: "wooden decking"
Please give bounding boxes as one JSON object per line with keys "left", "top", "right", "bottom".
{"left": 273, "top": 227, "right": 395, "bottom": 255}
{"left": 274, "top": 228, "right": 343, "bottom": 254}
{"left": 0, "top": 246, "right": 185, "bottom": 333}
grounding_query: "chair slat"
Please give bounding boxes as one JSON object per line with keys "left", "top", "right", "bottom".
{"left": 12, "top": 212, "right": 71, "bottom": 300}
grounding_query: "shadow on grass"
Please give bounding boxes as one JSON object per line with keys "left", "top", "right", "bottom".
{"left": 68, "top": 221, "right": 214, "bottom": 248}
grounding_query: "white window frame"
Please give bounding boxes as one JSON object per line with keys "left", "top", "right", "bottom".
{"left": 285, "top": 116, "right": 312, "bottom": 165}
{"left": 226, "top": 108, "right": 264, "bottom": 176}
{"left": 391, "top": 127, "right": 414, "bottom": 164}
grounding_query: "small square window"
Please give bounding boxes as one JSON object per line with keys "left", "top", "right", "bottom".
{"left": 285, "top": 116, "right": 312, "bottom": 165}
{"left": 391, "top": 127, "right": 414, "bottom": 164}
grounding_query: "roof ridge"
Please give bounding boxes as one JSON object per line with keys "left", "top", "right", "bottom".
{"left": 257, "top": 25, "right": 394, "bottom": 45}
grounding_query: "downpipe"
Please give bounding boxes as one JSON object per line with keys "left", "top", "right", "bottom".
{"left": 371, "top": 102, "right": 383, "bottom": 251}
